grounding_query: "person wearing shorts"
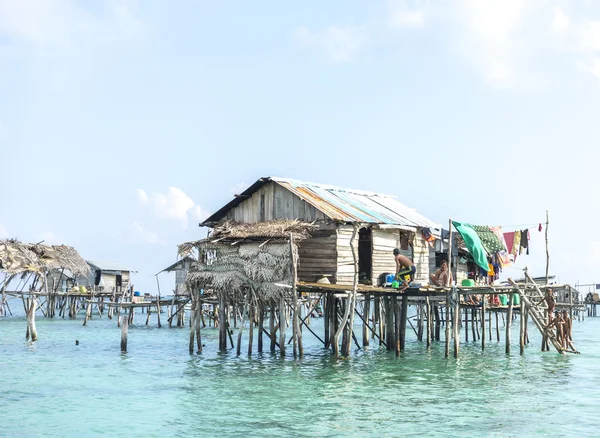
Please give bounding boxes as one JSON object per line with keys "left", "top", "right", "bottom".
{"left": 393, "top": 248, "right": 416, "bottom": 292}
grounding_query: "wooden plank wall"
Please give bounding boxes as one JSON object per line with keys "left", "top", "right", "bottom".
{"left": 428, "top": 250, "right": 469, "bottom": 284}
{"left": 225, "top": 182, "right": 327, "bottom": 223}
{"left": 372, "top": 228, "right": 401, "bottom": 286}
{"left": 413, "top": 234, "right": 429, "bottom": 283}
{"left": 297, "top": 223, "right": 337, "bottom": 283}
{"left": 336, "top": 224, "right": 357, "bottom": 285}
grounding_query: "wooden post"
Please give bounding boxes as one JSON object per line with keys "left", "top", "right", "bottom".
{"left": 464, "top": 305, "right": 469, "bottom": 343}
{"left": 247, "top": 298, "right": 254, "bottom": 356}
{"left": 426, "top": 297, "right": 431, "bottom": 349}
{"left": 290, "top": 233, "right": 300, "bottom": 358}
{"left": 519, "top": 292, "right": 525, "bottom": 355}
{"left": 545, "top": 210, "right": 549, "bottom": 285}
{"left": 341, "top": 224, "right": 359, "bottom": 357}
{"left": 385, "top": 297, "right": 394, "bottom": 351}
{"left": 189, "top": 298, "right": 196, "bottom": 354}
{"left": 495, "top": 311, "right": 500, "bottom": 342}
{"left": 506, "top": 292, "right": 513, "bottom": 354}
{"left": 445, "top": 291, "right": 450, "bottom": 358}
{"left": 481, "top": 299, "right": 486, "bottom": 351}
{"left": 394, "top": 296, "right": 400, "bottom": 356}
{"left": 279, "top": 295, "right": 286, "bottom": 357}
{"left": 434, "top": 304, "right": 440, "bottom": 341}
{"left": 121, "top": 310, "right": 128, "bottom": 352}
{"left": 400, "top": 294, "right": 408, "bottom": 352}
{"left": 375, "top": 296, "right": 382, "bottom": 345}
{"left": 324, "top": 294, "right": 330, "bottom": 349}
{"left": 219, "top": 293, "right": 227, "bottom": 351}
{"left": 363, "top": 293, "right": 370, "bottom": 347}
{"left": 258, "top": 301, "right": 264, "bottom": 353}
{"left": 270, "top": 299, "right": 277, "bottom": 352}
{"left": 27, "top": 297, "right": 38, "bottom": 341}
{"left": 453, "top": 289, "right": 460, "bottom": 358}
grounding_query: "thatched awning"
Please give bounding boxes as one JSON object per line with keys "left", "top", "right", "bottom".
{"left": 179, "top": 219, "right": 317, "bottom": 257}
{"left": 0, "top": 240, "right": 90, "bottom": 276}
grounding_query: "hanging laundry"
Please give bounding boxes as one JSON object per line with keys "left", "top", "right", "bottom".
{"left": 470, "top": 225, "right": 505, "bottom": 254}
{"left": 538, "top": 223, "right": 543, "bottom": 232}
{"left": 422, "top": 227, "right": 436, "bottom": 248}
{"left": 520, "top": 229, "right": 530, "bottom": 255}
{"left": 441, "top": 229, "right": 450, "bottom": 240}
{"left": 490, "top": 226, "right": 508, "bottom": 251}
{"left": 503, "top": 231, "right": 515, "bottom": 254}
{"left": 452, "top": 221, "right": 490, "bottom": 272}
{"left": 511, "top": 231, "right": 521, "bottom": 258}
{"left": 497, "top": 250, "right": 511, "bottom": 267}
{"left": 488, "top": 263, "right": 495, "bottom": 277}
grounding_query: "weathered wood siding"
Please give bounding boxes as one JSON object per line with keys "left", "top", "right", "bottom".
{"left": 427, "top": 250, "right": 469, "bottom": 285}
{"left": 297, "top": 223, "right": 337, "bottom": 283}
{"left": 225, "top": 182, "right": 328, "bottom": 223}
{"left": 336, "top": 225, "right": 358, "bottom": 285}
{"left": 371, "top": 228, "right": 403, "bottom": 286}
{"left": 412, "top": 233, "right": 429, "bottom": 283}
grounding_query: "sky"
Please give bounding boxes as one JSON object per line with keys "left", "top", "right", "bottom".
{"left": 1, "top": 0, "right": 600, "bottom": 294}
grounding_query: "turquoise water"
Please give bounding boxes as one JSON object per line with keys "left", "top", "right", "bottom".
{"left": 1, "top": 301, "right": 599, "bottom": 437}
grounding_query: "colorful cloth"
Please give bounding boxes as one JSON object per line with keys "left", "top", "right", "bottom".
{"left": 470, "top": 225, "right": 505, "bottom": 254}
{"left": 497, "top": 250, "right": 511, "bottom": 267}
{"left": 511, "top": 231, "right": 521, "bottom": 258}
{"left": 452, "top": 221, "right": 489, "bottom": 272}
{"left": 503, "top": 232, "right": 515, "bottom": 254}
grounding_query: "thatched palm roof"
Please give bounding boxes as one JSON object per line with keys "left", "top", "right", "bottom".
{"left": 179, "top": 219, "right": 317, "bottom": 257}
{"left": 0, "top": 240, "right": 90, "bottom": 276}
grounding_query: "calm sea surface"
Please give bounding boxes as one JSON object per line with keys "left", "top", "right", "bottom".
{"left": 1, "top": 299, "right": 599, "bottom": 437}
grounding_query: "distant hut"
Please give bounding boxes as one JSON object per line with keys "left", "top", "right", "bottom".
{"left": 200, "top": 177, "right": 440, "bottom": 286}
{"left": 84, "top": 261, "right": 135, "bottom": 292}
{"left": 159, "top": 256, "right": 195, "bottom": 296}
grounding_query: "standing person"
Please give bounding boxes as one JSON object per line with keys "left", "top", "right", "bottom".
{"left": 561, "top": 309, "right": 573, "bottom": 349}
{"left": 393, "top": 249, "right": 416, "bottom": 292}
{"left": 429, "top": 260, "right": 453, "bottom": 286}
{"left": 546, "top": 311, "right": 564, "bottom": 346}
{"left": 537, "top": 288, "right": 556, "bottom": 325}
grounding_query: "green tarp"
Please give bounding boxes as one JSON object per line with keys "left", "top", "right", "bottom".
{"left": 452, "top": 221, "right": 489, "bottom": 272}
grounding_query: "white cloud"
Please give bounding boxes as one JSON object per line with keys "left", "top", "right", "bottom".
{"left": 136, "top": 186, "right": 209, "bottom": 228}
{"left": 294, "top": 25, "right": 369, "bottom": 63}
{"left": 136, "top": 188, "right": 148, "bottom": 203}
{"left": 0, "top": 224, "right": 9, "bottom": 238}
{"left": 553, "top": 7, "right": 570, "bottom": 33}
{"left": 0, "top": 0, "right": 144, "bottom": 76}
{"left": 388, "top": 0, "right": 428, "bottom": 28}
{"left": 131, "top": 222, "right": 160, "bottom": 244}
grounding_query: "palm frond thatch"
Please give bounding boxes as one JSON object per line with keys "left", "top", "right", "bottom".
{"left": 0, "top": 240, "right": 90, "bottom": 276}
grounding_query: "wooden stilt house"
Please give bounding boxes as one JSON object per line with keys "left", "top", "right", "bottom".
{"left": 201, "top": 177, "right": 440, "bottom": 286}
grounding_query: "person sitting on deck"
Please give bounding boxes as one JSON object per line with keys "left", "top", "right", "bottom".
{"left": 429, "top": 260, "right": 453, "bottom": 287}
{"left": 537, "top": 288, "right": 556, "bottom": 325}
{"left": 393, "top": 249, "right": 416, "bottom": 292}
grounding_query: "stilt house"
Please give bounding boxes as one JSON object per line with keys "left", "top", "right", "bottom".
{"left": 201, "top": 177, "right": 440, "bottom": 286}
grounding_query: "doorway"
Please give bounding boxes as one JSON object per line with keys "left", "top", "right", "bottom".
{"left": 358, "top": 227, "right": 372, "bottom": 284}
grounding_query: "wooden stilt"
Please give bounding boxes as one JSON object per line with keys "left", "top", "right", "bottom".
{"left": 400, "top": 294, "right": 408, "bottom": 352}
{"left": 445, "top": 292, "right": 450, "bottom": 358}
{"left": 394, "top": 296, "right": 400, "bottom": 356}
{"left": 279, "top": 295, "right": 286, "bottom": 357}
{"left": 363, "top": 293, "right": 370, "bottom": 347}
{"left": 426, "top": 297, "right": 431, "bottom": 349}
{"left": 121, "top": 312, "right": 128, "bottom": 352}
{"left": 495, "top": 311, "right": 500, "bottom": 342}
{"left": 385, "top": 297, "right": 394, "bottom": 351}
{"left": 519, "top": 293, "right": 525, "bottom": 355}
{"left": 481, "top": 299, "right": 486, "bottom": 351}
{"left": 464, "top": 306, "right": 469, "bottom": 343}
{"left": 453, "top": 290, "right": 460, "bottom": 358}
{"left": 219, "top": 294, "right": 227, "bottom": 351}
{"left": 258, "top": 301, "right": 264, "bottom": 353}
{"left": 506, "top": 292, "right": 513, "bottom": 354}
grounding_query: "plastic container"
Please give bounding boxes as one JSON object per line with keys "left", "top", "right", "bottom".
{"left": 512, "top": 294, "right": 520, "bottom": 305}
{"left": 461, "top": 279, "right": 475, "bottom": 287}
{"left": 391, "top": 280, "right": 400, "bottom": 289}
{"left": 499, "top": 294, "right": 508, "bottom": 305}
{"left": 386, "top": 274, "right": 396, "bottom": 284}
{"left": 78, "top": 285, "right": 87, "bottom": 294}
{"left": 134, "top": 291, "right": 141, "bottom": 297}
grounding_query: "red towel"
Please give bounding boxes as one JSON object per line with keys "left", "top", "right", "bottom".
{"left": 504, "top": 232, "right": 515, "bottom": 254}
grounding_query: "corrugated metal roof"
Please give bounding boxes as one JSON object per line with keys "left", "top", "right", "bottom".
{"left": 271, "top": 177, "right": 439, "bottom": 228}
{"left": 201, "top": 176, "right": 440, "bottom": 228}
{"left": 87, "top": 260, "right": 134, "bottom": 272}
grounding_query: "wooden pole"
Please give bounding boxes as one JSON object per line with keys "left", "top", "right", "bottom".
{"left": 545, "top": 210, "right": 549, "bottom": 285}
{"left": 400, "top": 294, "right": 408, "bottom": 352}
{"left": 219, "top": 293, "right": 227, "bottom": 351}
{"left": 481, "top": 298, "right": 486, "bottom": 351}
{"left": 342, "top": 224, "right": 359, "bottom": 357}
{"left": 495, "top": 311, "right": 500, "bottom": 342}
{"left": 289, "top": 233, "right": 301, "bottom": 358}
{"left": 506, "top": 292, "right": 513, "bottom": 354}
{"left": 363, "top": 293, "right": 370, "bottom": 347}
{"left": 426, "top": 297, "right": 431, "bottom": 349}
{"left": 258, "top": 301, "right": 264, "bottom": 353}
{"left": 445, "top": 291, "right": 450, "bottom": 358}
{"left": 519, "top": 292, "right": 525, "bottom": 355}
{"left": 279, "top": 295, "right": 286, "bottom": 356}
{"left": 270, "top": 299, "right": 277, "bottom": 352}
{"left": 394, "top": 296, "right": 400, "bottom": 356}
{"left": 120, "top": 310, "right": 128, "bottom": 352}
{"left": 453, "top": 288, "right": 460, "bottom": 358}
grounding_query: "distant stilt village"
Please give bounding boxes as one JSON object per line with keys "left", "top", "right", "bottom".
{"left": 0, "top": 177, "right": 591, "bottom": 357}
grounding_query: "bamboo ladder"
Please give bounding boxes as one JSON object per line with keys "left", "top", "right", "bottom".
{"left": 508, "top": 275, "right": 565, "bottom": 354}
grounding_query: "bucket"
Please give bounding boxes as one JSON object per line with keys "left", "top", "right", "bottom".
{"left": 391, "top": 280, "right": 400, "bottom": 289}
{"left": 134, "top": 291, "right": 141, "bottom": 297}
{"left": 499, "top": 294, "right": 508, "bottom": 305}
{"left": 512, "top": 294, "right": 520, "bottom": 305}
{"left": 461, "top": 279, "right": 474, "bottom": 287}
{"left": 386, "top": 274, "right": 396, "bottom": 284}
